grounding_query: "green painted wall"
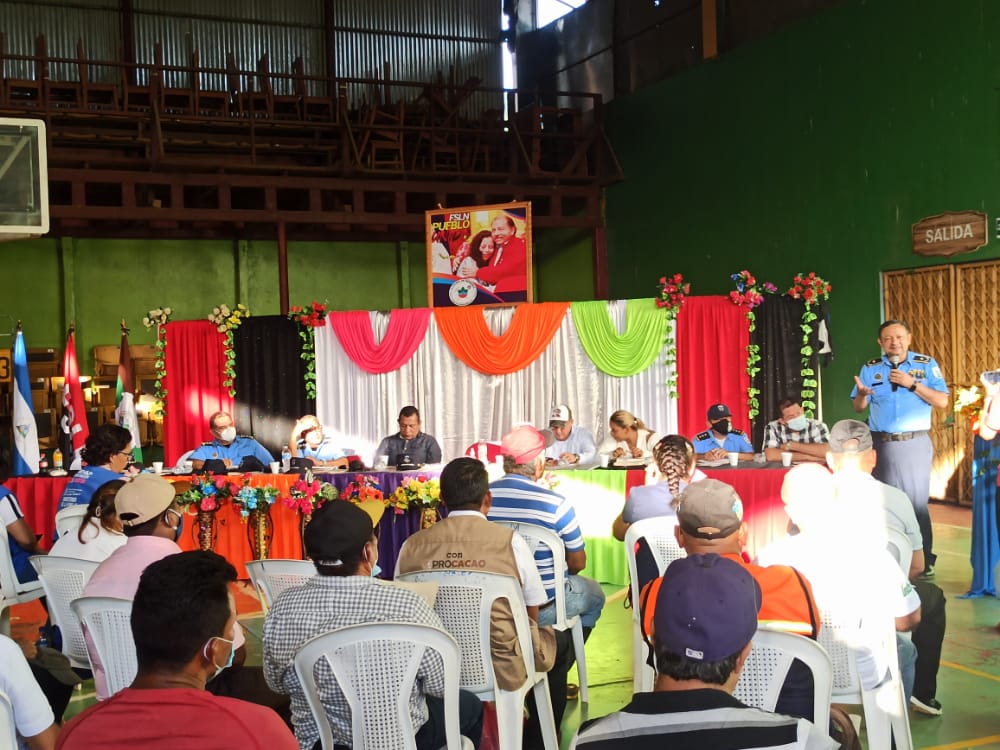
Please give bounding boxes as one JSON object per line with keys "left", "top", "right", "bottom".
{"left": 604, "top": 0, "right": 1000, "bottom": 423}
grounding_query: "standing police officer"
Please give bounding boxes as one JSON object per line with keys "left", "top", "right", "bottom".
{"left": 851, "top": 320, "right": 949, "bottom": 577}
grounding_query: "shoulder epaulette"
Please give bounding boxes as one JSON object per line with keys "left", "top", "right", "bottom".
{"left": 200, "top": 441, "right": 214, "bottom": 446}
{"left": 731, "top": 428, "right": 747, "bottom": 436}
{"left": 912, "top": 354, "right": 930, "bottom": 363}
{"left": 695, "top": 431, "right": 710, "bottom": 440}
{"left": 866, "top": 357, "right": 883, "bottom": 366}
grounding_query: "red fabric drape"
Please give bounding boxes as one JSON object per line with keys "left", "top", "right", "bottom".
{"left": 329, "top": 308, "right": 432, "bottom": 374}
{"left": 162, "top": 320, "right": 233, "bottom": 465}
{"left": 676, "top": 296, "right": 751, "bottom": 438}
{"left": 435, "top": 302, "right": 569, "bottom": 375}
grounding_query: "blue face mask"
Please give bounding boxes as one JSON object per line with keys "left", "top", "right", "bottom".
{"left": 786, "top": 415, "right": 809, "bottom": 432}
{"left": 371, "top": 563, "right": 382, "bottom": 578}
{"left": 204, "top": 635, "right": 236, "bottom": 680}
{"left": 166, "top": 509, "right": 184, "bottom": 542}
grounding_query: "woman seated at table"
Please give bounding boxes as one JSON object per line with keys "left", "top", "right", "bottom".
{"left": 49, "top": 479, "right": 126, "bottom": 563}
{"left": 597, "top": 409, "right": 661, "bottom": 464}
{"left": 454, "top": 229, "right": 496, "bottom": 285}
{"left": 56, "top": 424, "right": 135, "bottom": 513}
{"left": 0, "top": 452, "right": 44, "bottom": 584}
{"left": 289, "top": 415, "right": 349, "bottom": 469}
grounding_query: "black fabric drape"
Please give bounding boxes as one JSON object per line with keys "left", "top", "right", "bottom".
{"left": 232, "top": 315, "right": 312, "bottom": 458}
{"left": 750, "top": 296, "right": 826, "bottom": 449}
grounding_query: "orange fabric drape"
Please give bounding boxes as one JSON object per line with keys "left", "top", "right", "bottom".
{"left": 435, "top": 302, "right": 569, "bottom": 375}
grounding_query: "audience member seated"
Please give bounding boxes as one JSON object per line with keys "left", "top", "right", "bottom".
{"left": 1, "top": 634, "right": 59, "bottom": 750}
{"left": 48, "top": 479, "right": 126, "bottom": 563}
{"left": 190, "top": 411, "right": 274, "bottom": 473}
{"left": 263, "top": 499, "right": 483, "bottom": 750}
{"left": 597, "top": 410, "right": 661, "bottom": 464}
{"left": 762, "top": 396, "right": 830, "bottom": 464}
{"left": 691, "top": 403, "right": 754, "bottom": 461}
{"left": 56, "top": 424, "right": 133, "bottom": 513}
{"left": 572, "top": 554, "right": 836, "bottom": 750}
{"left": 288, "top": 415, "right": 348, "bottom": 469}
{"left": 1, "top": 451, "right": 44, "bottom": 584}
{"left": 544, "top": 405, "right": 597, "bottom": 466}
{"left": 373, "top": 406, "right": 443, "bottom": 467}
{"left": 57, "top": 551, "right": 297, "bottom": 750}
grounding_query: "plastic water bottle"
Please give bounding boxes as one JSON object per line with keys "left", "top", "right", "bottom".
{"left": 281, "top": 445, "right": 291, "bottom": 472}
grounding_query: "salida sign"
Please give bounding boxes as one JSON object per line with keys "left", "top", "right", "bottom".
{"left": 911, "top": 210, "right": 987, "bottom": 257}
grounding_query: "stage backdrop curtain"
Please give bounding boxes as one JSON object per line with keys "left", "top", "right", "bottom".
{"left": 232, "top": 316, "right": 310, "bottom": 459}
{"left": 570, "top": 298, "right": 667, "bottom": 377}
{"left": 313, "top": 301, "right": 678, "bottom": 464}
{"left": 751, "top": 295, "right": 811, "bottom": 448}
{"left": 162, "top": 320, "right": 233, "bottom": 466}
{"left": 435, "top": 302, "right": 569, "bottom": 375}
{"left": 676, "top": 296, "right": 750, "bottom": 439}
{"left": 329, "top": 308, "right": 432, "bottom": 374}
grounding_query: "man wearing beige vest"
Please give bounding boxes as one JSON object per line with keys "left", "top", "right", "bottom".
{"left": 396, "top": 457, "right": 562, "bottom": 748}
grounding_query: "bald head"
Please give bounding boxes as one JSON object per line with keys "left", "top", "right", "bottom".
{"left": 780, "top": 463, "right": 835, "bottom": 531}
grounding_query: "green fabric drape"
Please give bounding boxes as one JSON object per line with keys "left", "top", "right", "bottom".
{"left": 570, "top": 298, "right": 668, "bottom": 377}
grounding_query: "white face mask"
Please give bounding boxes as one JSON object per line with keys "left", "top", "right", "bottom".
{"left": 203, "top": 635, "right": 236, "bottom": 680}
{"left": 786, "top": 416, "right": 809, "bottom": 432}
{"left": 218, "top": 426, "right": 237, "bottom": 443}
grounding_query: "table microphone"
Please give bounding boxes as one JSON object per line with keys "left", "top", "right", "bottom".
{"left": 889, "top": 355, "right": 900, "bottom": 391}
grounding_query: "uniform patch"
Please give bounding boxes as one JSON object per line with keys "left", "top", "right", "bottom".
{"left": 731, "top": 428, "right": 746, "bottom": 436}
{"left": 867, "top": 357, "right": 882, "bottom": 366}
{"left": 912, "top": 354, "right": 930, "bottom": 363}
{"left": 695, "top": 431, "right": 710, "bottom": 440}
{"left": 874, "top": 373, "right": 883, "bottom": 381}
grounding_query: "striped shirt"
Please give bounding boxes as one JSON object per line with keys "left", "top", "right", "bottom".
{"left": 571, "top": 689, "right": 836, "bottom": 750}
{"left": 486, "top": 473, "right": 584, "bottom": 602}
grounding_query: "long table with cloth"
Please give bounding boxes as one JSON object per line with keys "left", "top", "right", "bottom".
{"left": 8, "top": 466, "right": 789, "bottom": 584}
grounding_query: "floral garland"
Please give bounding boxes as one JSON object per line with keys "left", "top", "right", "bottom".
{"left": 142, "top": 307, "right": 172, "bottom": 403}
{"left": 388, "top": 475, "right": 441, "bottom": 515}
{"left": 729, "top": 270, "right": 776, "bottom": 419}
{"left": 287, "top": 302, "right": 329, "bottom": 401}
{"left": 342, "top": 474, "right": 385, "bottom": 505}
{"left": 282, "top": 475, "right": 339, "bottom": 514}
{"left": 231, "top": 482, "right": 280, "bottom": 519}
{"left": 655, "top": 273, "right": 690, "bottom": 398}
{"left": 954, "top": 385, "right": 984, "bottom": 431}
{"left": 787, "top": 273, "right": 832, "bottom": 417}
{"left": 177, "top": 475, "right": 244, "bottom": 513}
{"left": 208, "top": 303, "right": 250, "bottom": 397}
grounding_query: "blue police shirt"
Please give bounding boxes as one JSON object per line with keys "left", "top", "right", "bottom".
{"left": 691, "top": 429, "right": 753, "bottom": 455}
{"left": 851, "top": 351, "right": 947, "bottom": 433}
{"left": 297, "top": 437, "right": 347, "bottom": 462}
{"left": 190, "top": 436, "right": 274, "bottom": 466}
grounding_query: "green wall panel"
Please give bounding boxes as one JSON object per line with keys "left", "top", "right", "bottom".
{"left": 535, "top": 228, "right": 595, "bottom": 301}
{"left": 0, "top": 238, "right": 63, "bottom": 351}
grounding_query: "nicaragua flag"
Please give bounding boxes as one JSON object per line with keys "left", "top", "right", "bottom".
{"left": 12, "top": 326, "right": 40, "bottom": 475}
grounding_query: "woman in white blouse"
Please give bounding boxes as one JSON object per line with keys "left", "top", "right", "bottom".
{"left": 598, "top": 410, "right": 661, "bottom": 463}
{"left": 49, "top": 479, "right": 127, "bottom": 562}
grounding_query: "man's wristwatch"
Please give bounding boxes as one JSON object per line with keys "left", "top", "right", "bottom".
{"left": 908, "top": 382, "right": 918, "bottom": 392}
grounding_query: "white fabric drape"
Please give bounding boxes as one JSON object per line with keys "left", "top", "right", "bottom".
{"left": 314, "top": 301, "right": 678, "bottom": 464}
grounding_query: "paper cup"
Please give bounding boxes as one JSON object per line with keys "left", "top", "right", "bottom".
{"left": 152, "top": 461, "right": 163, "bottom": 473}
{"left": 781, "top": 451, "right": 793, "bottom": 467}
{"left": 181, "top": 460, "right": 193, "bottom": 473}
{"left": 375, "top": 455, "right": 389, "bottom": 470}
{"left": 270, "top": 461, "right": 281, "bottom": 474}
{"left": 599, "top": 453, "right": 611, "bottom": 468}
{"left": 727, "top": 452, "right": 739, "bottom": 467}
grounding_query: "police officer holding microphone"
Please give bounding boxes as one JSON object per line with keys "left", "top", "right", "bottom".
{"left": 852, "top": 319, "right": 949, "bottom": 578}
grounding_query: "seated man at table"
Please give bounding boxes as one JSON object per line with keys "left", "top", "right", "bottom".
{"left": 58, "top": 551, "right": 297, "bottom": 750}
{"left": 691, "top": 403, "right": 754, "bottom": 461}
{"left": 544, "top": 404, "right": 597, "bottom": 467}
{"left": 762, "top": 395, "right": 830, "bottom": 464}
{"left": 373, "top": 406, "right": 443, "bottom": 467}
{"left": 288, "top": 415, "right": 348, "bottom": 469}
{"left": 572, "top": 553, "right": 836, "bottom": 750}
{"left": 190, "top": 411, "right": 274, "bottom": 473}
{"left": 263, "top": 499, "right": 483, "bottom": 750}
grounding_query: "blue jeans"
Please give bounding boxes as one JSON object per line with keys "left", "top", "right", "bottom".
{"left": 897, "top": 634, "right": 916, "bottom": 704}
{"left": 537, "top": 574, "right": 605, "bottom": 628}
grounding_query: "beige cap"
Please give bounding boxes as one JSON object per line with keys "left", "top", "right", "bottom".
{"left": 115, "top": 474, "right": 179, "bottom": 527}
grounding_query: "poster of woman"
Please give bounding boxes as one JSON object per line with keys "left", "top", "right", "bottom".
{"left": 426, "top": 201, "right": 532, "bottom": 307}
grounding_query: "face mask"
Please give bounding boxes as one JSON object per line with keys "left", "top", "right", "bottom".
{"left": 786, "top": 416, "right": 809, "bottom": 432}
{"left": 371, "top": 563, "right": 382, "bottom": 578}
{"left": 165, "top": 509, "right": 184, "bottom": 542}
{"left": 712, "top": 419, "right": 731, "bottom": 435}
{"left": 203, "top": 635, "right": 236, "bottom": 679}
{"left": 219, "top": 427, "right": 237, "bottom": 443}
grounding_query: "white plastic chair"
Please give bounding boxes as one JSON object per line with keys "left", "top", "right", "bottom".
{"left": 71, "top": 596, "right": 137, "bottom": 698}
{"left": 734, "top": 627, "right": 834, "bottom": 731}
{"left": 54, "top": 505, "right": 89, "bottom": 540}
{"left": 623, "top": 516, "right": 685, "bottom": 692}
{"left": 399, "top": 570, "right": 559, "bottom": 750}
{"left": 818, "top": 607, "right": 913, "bottom": 750}
{"left": 493, "top": 519, "right": 590, "bottom": 703}
{"left": 885, "top": 527, "right": 913, "bottom": 578}
{"left": 293, "top": 621, "right": 474, "bottom": 750}
{"left": 29, "top": 555, "right": 99, "bottom": 670}
{"left": 245, "top": 559, "right": 315, "bottom": 612}
{"left": 0, "top": 524, "right": 45, "bottom": 636}
{"left": 0, "top": 689, "right": 16, "bottom": 749}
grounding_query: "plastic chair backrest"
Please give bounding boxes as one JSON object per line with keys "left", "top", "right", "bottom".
{"left": 29, "top": 555, "right": 100, "bottom": 669}
{"left": 493, "top": 521, "right": 571, "bottom": 625}
{"left": 0, "top": 523, "right": 44, "bottom": 635}
{"left": 0, "top": 689, "right": 16, "bottom": 749}
{"left": 734, "top": 627, "right": 833, "bottom": 730}
{"left": 54, "top": 505, "right": 89, "bottom": 540}
{"left": 624, "top": 516, "right": 685, "bottom": 601}
{"left": 885, "top": 527, "right": 913, "bottom": 577}
{"left": 245, "top": 559, "right": 315, "bottom": 612}
{"left": 293, "top": 621, "right": 470, "bottom": 750}
{"left": 71, "top": 596, "right": 136, "bottom": 697}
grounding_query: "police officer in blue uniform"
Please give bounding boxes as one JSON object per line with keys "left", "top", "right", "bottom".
{"left": 691, "top": 403, "right": 754, "bottom": 460}
{"left": 852, "top": 319, "right": 949, "bottom": 577}
{"left": 190, "top": 411, "right": 275, "bottom": 471}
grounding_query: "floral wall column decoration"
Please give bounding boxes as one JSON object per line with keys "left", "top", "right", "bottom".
{"left": 655, "top": 274, "right": 690, "bottom": 398}
{"left": 208, "top": 304, "right": 250, "bottom": 397}
{"left": 142, "top": 307, "right": 172, "bottom": 405}
{"left": 786, "top": 273, "right": 832, "bottom": 417}
{"left": 287, "top": 302, "right": 329, "bottom": 400}
{"left": 729, "top": 270, "right": 776, "bottom": 419}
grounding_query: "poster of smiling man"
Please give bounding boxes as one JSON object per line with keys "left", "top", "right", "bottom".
{"left": 426, "top": 201, "right": 532, "bottom": 307}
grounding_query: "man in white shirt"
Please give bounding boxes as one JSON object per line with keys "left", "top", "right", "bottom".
{"left": 0, "top": 634, "right": 59, "bottom": 750}
{"left": 545, "top": 405, "right": 597, "bottom": 466}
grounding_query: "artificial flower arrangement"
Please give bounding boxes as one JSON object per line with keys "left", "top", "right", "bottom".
{"left": 231, "top": 482, "right": 280, "bottom": 519}
{"left": 537, "top": 471, "right": 560, "bottom": 492}
{"left": 729, "top": 270, "right": 776, "bottom": 420}
{"left": 176, "top": 475, "right": 245, "bottom": 513}
{"left": 388, "top": 475, "right": 441, "bottom": 515}
{"left": 142, "top": 307, "right": 172, "bottom": 403}
{"left": 954, "top": 385, "right": 984, "bottom": 430}
{"left": 142, "top": 306, "right": 172, "bottom": 329}
{"left": 207, "top": 303, "right": 250, "bottom": 397}
{"left": 787, "top": 272, "right": 833, "bottom": 418}
{"left": 656, "top": 273, "right": 690, "bottom": 398}
{"left": 282, "top": 475, "right": 339, "bottom": 514}
{"left": 342, "top": 474, "right": 385, "bottom": 505}
{"left": 287, "top": 301, "right": 329, "bottom": 400}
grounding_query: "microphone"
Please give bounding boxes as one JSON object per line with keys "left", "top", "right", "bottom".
{"left": 889, "top": 355, "right": 900, "bottom": 391}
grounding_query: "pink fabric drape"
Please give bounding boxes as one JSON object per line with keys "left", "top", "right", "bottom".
{"left": 162, "top": 320, "right": 234, "bottom": 465}
{"left": 676, "top": 296, "right": 751, "bottom": 438}
{"left": 329, "top": 308, "right": 432, "bottom": 374}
